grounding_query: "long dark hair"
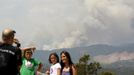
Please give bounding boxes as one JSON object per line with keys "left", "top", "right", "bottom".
{"left": 60, "top": 50, "right": 73, "bottom": 75}
{"left": 48, "top": 52, "right": 59, "bottom": 63}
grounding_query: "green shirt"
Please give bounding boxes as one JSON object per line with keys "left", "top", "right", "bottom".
{"left": 20, "top": 58, "right": 41, "bottom": 75}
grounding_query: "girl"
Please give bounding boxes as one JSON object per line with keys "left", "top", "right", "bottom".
{"left": 20, "top": 48, "right": 43, "bottom": 75}
{"left": 60, "top": 51, "right": 77, "bottom": 75}
{"left": 49, "top": 52, "right": 61, "bottom": 75}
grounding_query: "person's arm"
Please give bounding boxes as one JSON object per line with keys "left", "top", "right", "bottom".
{"left": 37, "top": 63, "right": 43, "bottom": 72}
{"left": 72, "top": 65, "right": 77, "bottom": 75}
{"left": 45, "top": 68, "right": 50, "bottom": 75}
{"left": 13, "top": 38, "right": 21, "bottom": 47}
{"left": 57, "top": 68, "right": 61, "bottom": 75}
{"left": 21, "top": 47, "right": 36, "bottom": 51}
{"left": 36, "top": 63, "right": 43, "bottom": 75}
{"left": 16, "top": 49, "right": 22, "bottom": 75}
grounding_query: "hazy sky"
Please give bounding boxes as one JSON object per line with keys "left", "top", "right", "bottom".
{"left": 0, "top": 0, "right": 134, "bottom": 50}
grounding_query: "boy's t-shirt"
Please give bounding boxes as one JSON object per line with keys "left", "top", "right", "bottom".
{"left": 20, "top": 58, "right": 41, "bottom": 75}
{"left": 50, "top": 63, "right": 61, "bottom": 75}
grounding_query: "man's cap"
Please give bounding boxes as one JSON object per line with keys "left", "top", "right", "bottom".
{"left": 2, "top": 28, "right": 16, "bottom": 37}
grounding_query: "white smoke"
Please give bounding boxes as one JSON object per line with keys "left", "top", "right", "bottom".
{"left": 42, "top": 0, "right": 134, "bottom": 50}
{"left": 94, "top": 51, "right": 134, "bottom": 64}
{"left": 43, "top": 30, "right": 89, "bottom": 50}
{"left": 0, "top": 0, "right": 134, "bottom": 50}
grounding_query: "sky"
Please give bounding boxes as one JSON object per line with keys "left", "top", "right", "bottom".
{"left": 0, "top": 0, "right": 134, "bottom": 50}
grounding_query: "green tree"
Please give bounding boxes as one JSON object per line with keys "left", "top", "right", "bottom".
{"left": 76, "top": 54, "right": 102, "bottom": 75}
{"left": 88, "top": 62, "right": 102, "bottom": 75}
{"left": 77, "top": 54, "right": 90, "bottom": 75}
{"left": 79, "top": 54, "right": 90, "bottom": 64}
{"left": 76, "top": 63, "right": 86, "bottom": 75}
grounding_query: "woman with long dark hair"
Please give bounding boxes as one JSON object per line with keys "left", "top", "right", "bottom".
{"left": 60, "top": 50, "right": 77, "bottom": 75}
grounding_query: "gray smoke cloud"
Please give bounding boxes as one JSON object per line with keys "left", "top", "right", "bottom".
{"left": 43, "top": 0, "right": 134, "bottom": 50}
{"left": 0, "top": 0, "right": 134, "bottom": 50}
{"left": 93, "top": 51, "right": 134, "bottom": 64}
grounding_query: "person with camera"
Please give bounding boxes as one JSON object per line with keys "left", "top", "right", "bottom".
{"left": 0, "top": 28, "right": 22, "bottom": 75}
